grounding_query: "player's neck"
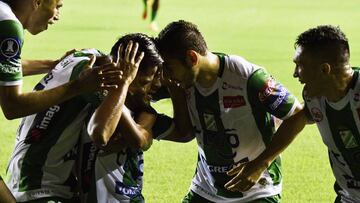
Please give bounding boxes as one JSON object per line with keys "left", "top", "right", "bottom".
{"left": 325, "top": 66, "right": 354, "bottom": 102}
{"left": 196, "top": 52, "right": 220, "bottom": 88}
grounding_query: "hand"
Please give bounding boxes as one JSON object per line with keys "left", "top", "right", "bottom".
{"left": 77, "top": 55, "right": 123, "bottom": 92}
{"left": 116, "top": 41, "right": 144, "bottom": 85}
{"left": 224, "top": 160, "right": 268, "bottom": 192}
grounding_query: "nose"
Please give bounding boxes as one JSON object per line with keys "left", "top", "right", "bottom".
{"left": 293, "top": 66, "right": 299, "bottom": 78}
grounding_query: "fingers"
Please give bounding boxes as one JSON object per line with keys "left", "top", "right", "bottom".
{"left": 87, "top": 55, "right": 96, "bottom": 68}
{"left": 227, "top": 164, "right": 245, "bottom": 176}
{"left": 135, "top": 51, "right": 145, "bottom": 67}
{"left": 129, "top": 42, "right": 139, "bottom": 63}
{"left": 116, "top": 44, "right": 123, "bottom": 65}
{"left": 125, "top": 41, "right": 133, "bottom": 62}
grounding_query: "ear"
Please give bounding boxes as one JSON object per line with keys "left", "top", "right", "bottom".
{"left": 186, "top": 50, "right": 199, "bottom": 66}
{"left": 320, "top": 63, "right": 331, "bottom": 75}
{"left": 33, "top": 0, "right": 42, "bottom": 9}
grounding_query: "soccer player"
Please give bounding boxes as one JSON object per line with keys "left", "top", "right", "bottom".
{"left": 231, "top": 25, "right": 360, "bottom": 202}
{"left": 6, "top": 38, "right": 144, "bottom": 202}
{"left": 80, "top": 34, "right": 184, "bottom": 203}
{"left": 156, "top": 20, "right": 302, "bottom": 202}
{"left": 0, "top": 0, "right": 120, "bottom": 202}
{"left": 141, "top": 0, "right": 160, "bottom": 31}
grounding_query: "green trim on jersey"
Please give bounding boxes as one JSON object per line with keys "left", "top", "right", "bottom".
{"left": 19, "top": 98, "right": 88, "bottom": 191}
{"left": 18, "top": 61, "right": 92, "bottom": 191}
{"left": 214, "top": 53, "right": 226, "bottom": 77}
{"left": 246, "top": 69, "right": 275, "bottom": 147}
{"left": 326, "top": 102, "right": 360, "bottom": 179}
{"left": 267, "top": 157, "right": 282, "bottom": 185}
{"left": 194, "top": 88, "right": 246, "bottom": 198}
{"left": 0, "top": 20, "right": 23, "bottom": 83}
{"left": 0, "top": 20, "right": 23, "bottom": 37}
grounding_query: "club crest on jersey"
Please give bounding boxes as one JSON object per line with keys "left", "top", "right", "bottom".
{"left": 0, "top": 38, "right": 20, "bottom": 58}
{"left": 339, "top": 129, "right": 359, "bottom": 149}
{"left": 203, "top": 113, "right": 218, "bottom": 131}
{"left": 259, "top": 78, "right": 276, "bottom": 101}
{"left": 223, "top": 95, "right": 246, "bottom": 108}
{"left": 310, "top": 107, "right": 323, "bottom": 122}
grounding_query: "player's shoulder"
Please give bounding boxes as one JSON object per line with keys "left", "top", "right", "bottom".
{"left": 54, "top": 48, "right": 103, "bottom": 71}
{"left": 0, "top": 2, "right": 22, "bottom": 35}
{"left": 224, "top": 54, "right": 262, "bottom": 79}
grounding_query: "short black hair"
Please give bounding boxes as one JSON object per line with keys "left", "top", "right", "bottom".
{"left": 295, "top": 25, "right": 350, "bottom": 67}
{"left": 110, "top": 33, "right": 163, "bottom": 72}
{"left": 156, "top": 20, "right": 207, "bottom": 63}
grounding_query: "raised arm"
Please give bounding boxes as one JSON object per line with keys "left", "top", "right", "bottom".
{"left": 87, "top": 41, "right": 144, "bottom": 147}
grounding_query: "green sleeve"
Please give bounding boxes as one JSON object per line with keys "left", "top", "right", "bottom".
{"left": 247, "top": 68, "right": 297, "bottom": 119}
{"left": 0, "top": 20, "right": 24, "bottom": 86}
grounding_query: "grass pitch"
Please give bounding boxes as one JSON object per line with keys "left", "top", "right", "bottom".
{"left": 1, "top": 0, "right": 360, "bottom": 202}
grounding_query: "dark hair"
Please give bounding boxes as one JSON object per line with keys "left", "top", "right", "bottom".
{"left": 295, "top": 25, "right": 350, "bottom": 68}
{"left": 156, "top": 20, "right": 207, "bottom": 63}
{"left": 110, "top": 33, "right": 163, "bottom": 71}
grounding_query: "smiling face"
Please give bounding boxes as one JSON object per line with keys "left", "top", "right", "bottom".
{"left": 27, "top": 0, "right": 63, "bottom": 35}
{"left": 293, "top": 46, "right": 327, "bottom": 98}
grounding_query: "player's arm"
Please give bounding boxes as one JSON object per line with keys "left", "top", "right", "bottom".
{"left": 157, "top": 74, "right": 195, "bottom": 142}
{"left": 22, "top": 49, "right": 79, "bottom": 76}
{"left": 87, "top": 42, "right": 144, "bottom": 147}
{"left": 22, "top": 59, "right": 57, "bottom": 76}
{"left": 0, "top": 55, "right": 124, "bottom": 119}
{"left": 225, "top": 68, "right": 312, "bottom": 192}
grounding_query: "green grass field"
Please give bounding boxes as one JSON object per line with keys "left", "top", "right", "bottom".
{"left": 1, "top": 0, "right": 360, "bottom": 202}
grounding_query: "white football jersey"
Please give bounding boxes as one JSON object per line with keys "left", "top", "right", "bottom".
{"left": 186, "top": 53, "right": 298, "bottom": 202}
{"left": 304, "top": 69, "right": 360, "bottom": 203}
{"left": 6, "top": 49, "right": 103, "bottom": 202}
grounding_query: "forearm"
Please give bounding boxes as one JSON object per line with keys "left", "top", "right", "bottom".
{"left": 254, "top": 109, "right": 308, "bottom": 167}
{"left": 88, "top": 82, "right": 130, "bottom": 146}
{"left": 0, "top": 81, "right": 85, "bottom": 119}
{"left": 22, "top": 59, "right": 57, "bottom": 76}
{"left": 168, "top": 86, "right": 193, "bottom": 136}
{"left": 118, "top": 111, "right": 153, "bottom": 150}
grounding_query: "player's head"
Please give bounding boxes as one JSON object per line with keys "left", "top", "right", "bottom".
{"left": 156, "top": 20, "right": 208, "bottom": 88}
{"left": 12, "top": 0, "right": 63, "bottom": 35}
{"left": 110, "top": 33, "right": 163, "bottom": 98}
{"left": 293, "top": 25, "right": 350, "bottom": 98}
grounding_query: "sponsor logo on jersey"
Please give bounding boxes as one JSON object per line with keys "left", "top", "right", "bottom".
{"left": 259, "top": 78, "right": 276, "bottom": 101}
{"left": 310, "top": 107, "right": 323, "bottom": 122}
{"left": 115, "top": 181, "right": 142, "bottom": 198}
{"left": 222, "top": 82, "right": 243, "bottom": 90}
{"left": 37, "top": 105, "right": 61, "bottom": 130}
{"left": 223, "top": 95, "right": 246, "bottom": 108}
{"left": 203, "top": 112, "right": 218, "bottom": 131}
{"left": 269, "top": 87, "right": 287, "bottom": 110}
{"left": 0, "top": 62, "right": 20, "bottom": 74}
{"left": 0, "top": 38, "right": 20, "bottom": 58}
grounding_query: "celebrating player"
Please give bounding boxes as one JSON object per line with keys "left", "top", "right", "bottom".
{"left": 6, "top": 36, "right": 144, "bottom": 202}
{"left": 233, "top": 25, "right": 360, "bottom": 202}
{"left": 156, "top": 20, "right": 302, "bottom": 202}
{"left": 0, "top": 0, "right": 122, "bottom": 201}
